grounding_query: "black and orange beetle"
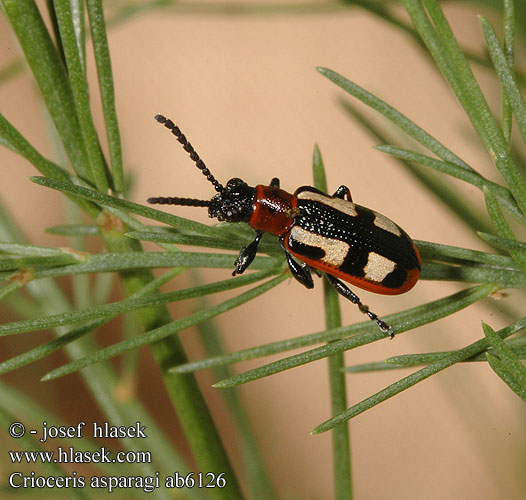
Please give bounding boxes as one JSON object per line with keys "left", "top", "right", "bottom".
{"left": 148, "top": 114, "right": 421, "bottom": 337}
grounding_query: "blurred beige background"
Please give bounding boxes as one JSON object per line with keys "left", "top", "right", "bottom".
{"left": 1, "top": 2, "right": 525, "bottom": 499}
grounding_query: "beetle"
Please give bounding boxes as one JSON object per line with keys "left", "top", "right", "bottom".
{"left": 148, "top": 114, "right": 421, "bottom": 337}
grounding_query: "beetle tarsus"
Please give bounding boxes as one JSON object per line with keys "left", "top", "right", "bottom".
{"left": 325, "top": 273, "right": 394, "bottom": 338}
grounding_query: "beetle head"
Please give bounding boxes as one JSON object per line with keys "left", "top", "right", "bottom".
{"left": 208, "top": 178, "right": 255, "bottom": 222}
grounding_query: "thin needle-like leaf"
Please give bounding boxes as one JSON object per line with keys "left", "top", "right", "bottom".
{"left": 30, "top": 176, "right": 221, "bottom": 236}
{"left": 0, "top": 269, "right": 276, "bottom": 336}
{"left": 500, "top": 0, "right": 515, "bottom": 144}
{"left": 0, "top": 254, "right": 82, "bottom": 271}
{"left": 482, "top": 322, "right": 526, "bottom": 399}
{"left": 208, "top": 285, "right": 494, "bottom": 385}
{"left": 477, "top": 232, "right": 526, "bottom": 253}
{"left": 314, "top": 144, "right": 353, "bottom": 498}
{"left": 483, "top": 187, "right": 526, "bottom": 272}
{"left": 376, "top": 145, "right": 525, "bottom": 223}
{"left": 53, "top": 0, "right": 109, "bottom": 191}
{"left": 86, "top": 0, "right": 124, "bottom": 192}
{"left": 317, "top": 67, "right": 473, "bottom": 172}
{"left": 346, "top": 338, "right": 526, "bottom": 372}
{"left": 415, "top": 240, "right": 515, "bottom": 267}
{"left": 0, "top": 318, "right": 106, "bottom": 375}
{"left": 2, "top": 0, "right": 90, "bottom": 180}
{"left": 0, "top": 113, "right": 99, "bottom": 218}
{"left": 486, "top": 353, "right": 526, "bottom": 401}
{"left": 2, "top": 250, "right": 276, "bottom": 282}
{"left": 46, "top": 224, "right": 100, "bottom": 236}
{"left": 481, "top": 15, "right": 526, "bottom": 150}
{"left": 1, "top": 268, "right": 180, "bottom": 373}
{"left": 126, "top": 231, "right": 282, "bottom": 255}
{"left": 338, "top": 99, "right": 494, "bottom": 234}
{"left": 0, "top": 242, "right": 84, "bottom": 258}
{"left": 313, "top": 317, "right": 526, "bottom": 433}
{"left": 404, "top": 0, "right": 526, "bottom": 215}
{"left": 42, "top": 274, "right": 287, "bottom": 380}
{"left": 192, "top": 278, "right": 277, "bottom": 500}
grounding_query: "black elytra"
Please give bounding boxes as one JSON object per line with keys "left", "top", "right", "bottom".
{"left": 148, "top": 114, "right": 422, "bottom": 337}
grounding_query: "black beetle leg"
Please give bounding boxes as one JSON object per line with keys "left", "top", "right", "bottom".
{"left": 233, "top": 232, "right": 263, "bottom": 276}
{"left": 325, "top": 273, "right": 394, "bottom": 338}
{"left": 270, "top": 177, "right": 280, "bottom": 188}
{"left": 333, "top": 185, "right": 352, "bottom": 201}
{"left": 285, "top": 251, "right": 314, "bottom": 289}
{"left": 311, "top": 267, "right": 323, "bottom": 278}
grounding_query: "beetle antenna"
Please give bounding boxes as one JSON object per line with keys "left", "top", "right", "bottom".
{"left": 154, "top": 114, "right": 224, "bottom": 193}
{"left": 147, "top": 196, "right": 211, "bottom": 207}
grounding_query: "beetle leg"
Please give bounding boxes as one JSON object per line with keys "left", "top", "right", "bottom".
{"left": 325, "top": 274, "right": 394, "bottom": 338}
{"left": 233, "top": 232, "right": 263, "bottom": 276}
{"left": 285, "top": 251, "right": 314, "bottom": 289}
{"left": 270, "top": 177, "right": 280, "bottom": 188}
{"left": 333, "top": 185, "right": 352, "bottom": 201}
{"left": 311, "top": 267, "right": 323, "bottom": 278}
